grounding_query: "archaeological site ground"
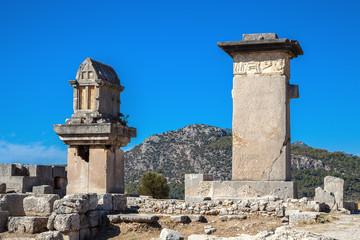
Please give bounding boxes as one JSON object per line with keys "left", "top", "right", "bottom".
{"left": 0, "top": 33, "right": 358, "bottom": 240}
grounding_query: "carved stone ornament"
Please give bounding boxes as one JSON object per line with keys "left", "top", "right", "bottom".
{"left": 233, "top": 52, "right": 290, "bottom": 77}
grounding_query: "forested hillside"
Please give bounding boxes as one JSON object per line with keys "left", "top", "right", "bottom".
{"left": 124, "top": 124, "right": 360, "bottom": 200}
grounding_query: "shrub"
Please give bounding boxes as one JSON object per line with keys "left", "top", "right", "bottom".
{"left": 136, "top": 171, "right": 170, "bottom": 199}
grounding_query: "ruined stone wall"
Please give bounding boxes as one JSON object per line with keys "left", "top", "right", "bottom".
{"left": 0, "top": 193, "right": 126, "bottom": 239}
{"left": 127, "top": 196, "right": 325, "bottom": 216}
{"left": 0, "top": 164, "right": 67, "bottom": 196}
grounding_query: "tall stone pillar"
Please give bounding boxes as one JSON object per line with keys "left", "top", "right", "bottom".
{"left": 218, "top": 33, "right": 302, "bottom": 181}
{"left": 185, "top": 33, "right": 303, "bottom": 202}
{"left": 54, "top": 58, "right": 136, "bottom": 195}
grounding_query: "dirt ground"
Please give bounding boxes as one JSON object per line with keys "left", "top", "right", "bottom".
{"left": 2, "top": 213, "right": 359, "bottom": 240}
{"left": 97, "top": 214, "right": 283, "bottom": 240}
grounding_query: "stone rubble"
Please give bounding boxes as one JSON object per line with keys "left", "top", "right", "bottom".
{"left": 0, "top": 193, "right": 127, "bottom": 239}
{"left": 187, "top": 226, "right": 336, "bottom": 240}
{"left": 127, "top": 196, "right": 326, "bottom": 217}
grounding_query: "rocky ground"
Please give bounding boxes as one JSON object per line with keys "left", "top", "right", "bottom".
{"left": 1, "top": 213, "right": 358, "bottom": 239}
{"left": 295, "top": 212, "right": 360, "bottom": 240}
{"left": 96, "top": 214, "right": 282, "bottom": 239}
{"left": 95, "top": 213, "right": 360, "bottom": 240}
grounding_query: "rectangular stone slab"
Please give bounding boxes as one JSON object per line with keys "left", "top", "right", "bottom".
{"left": 185, "top": 180, "right": 297, "bottom": 202}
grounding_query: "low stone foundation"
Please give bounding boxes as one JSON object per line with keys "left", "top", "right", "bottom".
{"left": 185, "top": 174, "right": 297, "bottom": 202}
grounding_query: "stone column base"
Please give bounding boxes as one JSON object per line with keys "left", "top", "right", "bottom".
{"left": 185, "top": 174, "right": 297, "bottom": 202}
{"left": 67, "top": 146, "right": 124, "bottom": 195}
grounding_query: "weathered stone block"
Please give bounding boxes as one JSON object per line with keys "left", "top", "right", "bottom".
{"left": 160, "top": 228, "right": 184, "bottom": 240}
{"left": 64, "top": 194, "right": 97, "bottom": 210}
{"left": 36, "top": 231, "right": 63, "bottom": 240}
{"left": 171, "top": 215, "right": 190, "bottom": 223}
{"left": 1, "top": 193, "right": 29, "bottom": 216}
{"left": 53, "top": 198, "right": 90, "bottom": 214}
{"left": 107, "top": 213, "right": 158, "bottom": 224}
{"left": 288, "top": 212, "right": 320, "bottom": 224}
{"left": 33, "top": 185, "right": 53, "bottom": 194}
{"left": 185, "top": 174, "right": 213, "bottom": 199}
{"left": 0, "top": 210, "right": 9, "bottom": 232}
{"left": 306, "top": 201, "right": 326, "bottom": 212}
{"left": 54, "top": 213, "right": 80, "bottom": 232}
{"left": 0, "top": 164, "right": 16, "bottom": 176}
{"left": 8, "top": 216, "right": 48, "bottom": 234}
{"left": 96, "top": 194, "right": 112, "bottom": 211}
{"left": 112, "top": 194, "right": 126, "bottom": 211}
{"left": 188, "top": 215, "right": 206, "bottom": 222}
{"left": 185, "top": 180, "right": 296, "bottom": 202}
{"left": 24, "top": 194, "right": 60, "bottom": 216}
{"left": 204, "top": 225, "right": 216, "bottom": 235}
{"left": 314, "top": 187, "right": 335, "bottom": 210}
{"left": 324, "top": 176, "right": 344, "bottom": 208}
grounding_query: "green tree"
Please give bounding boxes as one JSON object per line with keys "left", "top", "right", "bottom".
{"left": 136, "top": 171, "right": 170, "bottom": 199}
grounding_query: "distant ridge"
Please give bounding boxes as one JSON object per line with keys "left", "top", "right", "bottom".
{"left": 125, "top": 124, "right": 360, "bottom": 200}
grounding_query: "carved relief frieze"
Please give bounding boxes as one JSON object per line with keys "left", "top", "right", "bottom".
{"left": 233, "top": 52, "right": 290, "bottom": 77}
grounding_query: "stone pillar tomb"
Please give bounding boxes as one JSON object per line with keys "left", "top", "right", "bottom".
{"left": 185, "top": 33, "right": 303, "bottom": 201}
{"left": 54, "top": 58, "right": 136, "bottom": 195}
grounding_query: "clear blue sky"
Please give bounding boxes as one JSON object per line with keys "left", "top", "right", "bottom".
{"left": 0, "top": 0, "right": 359, "bottom": 165}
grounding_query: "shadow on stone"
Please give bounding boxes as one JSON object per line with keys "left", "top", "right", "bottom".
{"left": 95, "top": 225, "right": 121, "bottom": 240}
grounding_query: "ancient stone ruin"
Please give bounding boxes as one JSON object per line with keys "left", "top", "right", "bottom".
{"left": 185, "top": 33, "right": 302, "bottom": 201}
{"left": 0, "top": 164, "right": 66, "bottom": 196}
{"left": 314, "top": 176, "right": 357, "bottom": 212}
{"left": 0, "top": 34, "right": 358, "bottom": 240}
{"left": 54, "top": 58, "right": 136, "bottom": 195}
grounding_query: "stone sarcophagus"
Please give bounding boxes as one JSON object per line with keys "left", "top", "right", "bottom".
{"left": 54, "top": 58, "right": 136, "bottom": 195}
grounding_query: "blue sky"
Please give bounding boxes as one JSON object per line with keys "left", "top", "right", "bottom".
{"left": 0, "top": 0, "right": 359, "bottom": 165}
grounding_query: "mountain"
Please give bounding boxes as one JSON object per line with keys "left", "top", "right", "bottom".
{"left": 124, "top": 124, "right": 360, "bottom": 200}
{"left": 292, "top": 141, "right": 309, "bottom": 147}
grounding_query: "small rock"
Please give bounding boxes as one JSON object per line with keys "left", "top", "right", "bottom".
{"left": 171, "top": 215, "right": 190, "bottom": 223}
{"left": 160, "top": 228, "right": 184, "bottom": 240}
{"left": 227, "top": 215, "right": 247, "bottom": 220}
{"left": 204, "top": 225, "right": 216, "bottom": 235}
